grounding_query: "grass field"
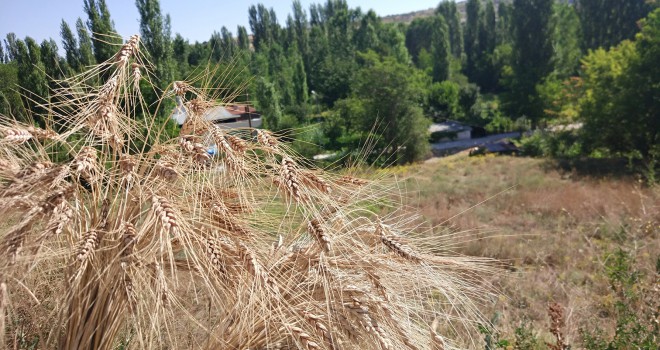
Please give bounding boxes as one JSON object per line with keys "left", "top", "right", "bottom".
{"left": 400, "top": 153, "right": 659, "bottom": 349}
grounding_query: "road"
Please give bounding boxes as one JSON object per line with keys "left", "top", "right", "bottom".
{"left": 430, "top": 132, "right": 521, "bottom": 155}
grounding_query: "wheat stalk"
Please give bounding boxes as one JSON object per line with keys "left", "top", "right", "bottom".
{"left": 0, "top": 33, "right": 497, "bottom": 350}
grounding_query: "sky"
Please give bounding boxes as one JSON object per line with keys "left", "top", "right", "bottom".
{"left": 0, "top": 0, "right": 442, "bottom": 49}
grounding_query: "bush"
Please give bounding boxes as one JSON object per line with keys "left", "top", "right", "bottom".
{"left": 580, "top": 249, "right": 660, "bottom": 350}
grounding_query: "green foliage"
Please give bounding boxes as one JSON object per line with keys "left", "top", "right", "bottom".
{"left": 551, "top": 3, "right": 582, "bottom": 77}
{"left": 40, "top": 39, "right": 63, "bottom": 81}
{"left": 537, "top": 76, "right": 583, "bottom": 122}
{"left": 432, "top": 15, "right": 450, "bottom": 82}
{"left": 60, "top": 20, "right": 80, "bottom": 73}
{"left": 478, "top": 313, "right": 511, "bottom": 350}
{"left": 76, "top": 18, "right": 95, "bottom": 68}
{"left": 513, "top": 319, "right": 541, "bottom": 350}
{"left": 249, "top": 4, "right": 280, "bottom": 51}
{"left": 464, "top": 0, "right": 481, "bottom": 82}
{"left": 581, "top": 249, "right": 659, "bottom": 350}
{"left": 497, "top": 2, "right": 514, "bottom": 46}
{"left": 578, "top": 0, "right": 654, "bottom": 51}
{"left": 428, "top": 81, "right": 460, "bottom": 120}
{"left": 83, "top": 0, "right": 122, "bottom": 63}
{"left": 405, "top": 16, "right": 435, "bottom": 67}
{"left": 518, "top": 130, "right": 583, "bottom": 158}
{"left": 436, "top": 0, "right": 463, "bottom": 57}
{"left": 506, "top": 0, "right": 555, "bottom": 124}
{"left": 255, "top": 77, "right": 283, "bottom": 130}
{"left": 4, "top": 33, "right": 19, "bottom": 62}
{"left": 16, "top": 38, "right": 48, "bottom": 121}
{"left": 0, "top": 62, "right": 27, "bottom": 119}
{"left": 579, "top": 9, "right": 659, "bottom": 163}
{"left": 475, "top": 0, "right": 498, "bottom": 90}
{"left": 339, "top": 51, "right": 431, "bottom": 164}
{"left": 137, "top": 0, "right": 174, "bottom": 89}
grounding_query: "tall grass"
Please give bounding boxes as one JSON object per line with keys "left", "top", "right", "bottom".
{"left": 0, "top": 35, "right": 496, "bottom": 349}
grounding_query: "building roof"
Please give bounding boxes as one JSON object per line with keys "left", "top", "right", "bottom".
{"left": 429, "top": 120, "right": 472, "bottom": 134}
{"left": 171, "top": 97, "right": 259, "bottom": 126}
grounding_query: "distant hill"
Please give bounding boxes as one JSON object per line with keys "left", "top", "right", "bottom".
{"left": 380, "top": 0, "right": 516, "bottom": 25}
{"left": 380, "top": 8, "right": 437, "bottom": 24}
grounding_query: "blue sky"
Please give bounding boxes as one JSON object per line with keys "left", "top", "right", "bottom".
{"left": 0, "top": 0, "right": 443, "bottom": 47}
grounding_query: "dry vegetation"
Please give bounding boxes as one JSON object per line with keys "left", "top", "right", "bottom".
{"left": 0, "top": 35, "right": 500, "bottom": 349}
{"left": 404, "top": 154, "right": 659, "bottom": 348}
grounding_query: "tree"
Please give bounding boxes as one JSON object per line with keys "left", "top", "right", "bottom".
{"left": 40, "top": 39, "right": 63, "bottom": 80}
{"left": 291, "top": 0, "right": 309, "bottom": 69}
{"left": 475, "top": 0, "right": 497, "bottom": 90}
{"left": 507, "top": 0, "right": 555, "bottom": 123}
{"left": 172, "top": 33, "right": 188, "bottom": 75}
{"left": 354, "top": 10, "right": 380, "bottom": 53}
{"left": 348, "top": 51, "right": 431, "bottom": 164}
{"left": 291, "top": 47, "right": 308, "bottom": 106}
{"left": 497, "top": 2, "right": 514, "bottom": 46}
{"left": 4, "top": 33, "right": 19, "bottom": 62}
{"left": 436, "top": 1, "right": 463, "bottom": 57}
{"left": 405, "top": 17, "right": 435, "bottom": 66}
{"left": 255, "top": 77, "right": 283, "bottom": 130}
{"left": 83, "top": 0, "right": 121, "bottom": 63}
{"left": 464, "top": 0, "right": 481, "bottom": 82}
{"left": 76, "top": 18, "right": 95, "bottom": 68}
{"left": 429, "top": 80, "right": 460, "bottom": 120}
{"left": 578, "top": 0, "right": 652, "bottom": 51}
{"left": 249, "top": 4, "right": 279, "bottom": 51}
{"left": 15, "top": 37, "right": 48, "bottom": 121}
{"left": 551, "top": 3, "right": 582, "bottom": 77}
{"left": 376, "top": 24, "right": 409, "bottom": 64}
{"left": 432, "top": 15, "right": 450, "bottom": 82}
{"left": 237, "top": 26, "right": 250, "bottom": 51}
{"left": 136, "top": 0, "right": 174, "bottom": 87}
{"left": 61, "top": 20, "right": 80, "bottom": 72}
{"left": 0, "top": 42, "right": 5, "bottom": 63}
{"left": 221, "top": 27, "right": 236, "bottom": 58}
{"left": 0, "top": 62, "right": 27, "bottom": 119}
{"left": 580, "top": 8, "right": 660, "bottom": 161}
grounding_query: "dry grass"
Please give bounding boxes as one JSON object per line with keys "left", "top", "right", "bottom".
{"left": 404, "top": 153, "right": 659, "bottom": 347}
{"left": 0, "top": 35, "right": 497, "bottom": 349}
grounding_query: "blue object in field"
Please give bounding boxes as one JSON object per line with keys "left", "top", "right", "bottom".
{"left": 207, "top": 144, "right": 217, "bottom": 155}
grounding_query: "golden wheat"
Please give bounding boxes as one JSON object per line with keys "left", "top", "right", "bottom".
{"left": 0, "top": 34, "right": 497, "bottom": 350}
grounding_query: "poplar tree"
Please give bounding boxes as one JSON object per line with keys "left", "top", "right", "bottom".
{"left": 40, "top": 39, "right": 62, "bottom": 80}
{"left": 172, "top": 33, "right": 188, "bottom": 74}
{"left": 291, "top": 0, "right": 309, "bottom": 68}
{"left": 136, "top": 0, "right": 174, "bottom": 87}
{"left": 83, "top": 0, "right": 121, "bottom": 63}
{"left": 436, "top": 1, "right": 463, "bottom": 57}
{"left": 578, "top": 0, "right": 652, "bottom": 50}
{"left": 249, "top": 4, "right": 278, "bottom": 51}
{"left": 405, "top": 17, "right": 434, "bottom": 66}
{"left": 464, "top": 0, "right": 481, "bottom": 81}
{"left": 16, "top": 38, "right": 48, "bottom": 119}
{"left": 432, "top": 15, "right": 450, "bottom": 82}
{"left": 551, "top": 3, "right": 582, "bottom": 77}
{"left": 237, "top": 26, "right": 250, "bottom": 51}
{"left": 61, "top": 20, "right": 80, "bottom": 72}
{"left": 476, "top": 0, "right": 497, "bottom": 90}
{"left": 4, "top": 33, "right": 19, "bottom": 62}
{"left": 76, "top": 18, "right": 95, "bottom": 67}
{"left": 221, "top": 27, "right": 235, "bottom": 58}
{"left": 509, "top": 0, "right": 554, "bottom": 123}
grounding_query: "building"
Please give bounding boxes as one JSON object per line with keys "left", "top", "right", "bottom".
{"left": 171, "top": 97, "right": 262, "bottom": 129}
{"left": 429, "top": 120, "right": 472, "bottom": 142}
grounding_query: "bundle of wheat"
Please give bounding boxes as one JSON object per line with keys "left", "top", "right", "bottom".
{"left": 0, "top": 34, "right": 497, "bottom": 349}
